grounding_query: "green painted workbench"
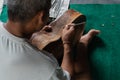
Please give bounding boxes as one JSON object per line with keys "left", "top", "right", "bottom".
{"left": 1, "top": 4, "right": 120, "bottom": 80}
{"left": 70, "top": 4, "right": 120, "bottom": 80}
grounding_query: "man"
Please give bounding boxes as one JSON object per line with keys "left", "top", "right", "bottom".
{"left": 0, "top": 0, "right": 100, "bottom": 80}
{"left": 0, "top": 0, "right": 71, "bottom": 80}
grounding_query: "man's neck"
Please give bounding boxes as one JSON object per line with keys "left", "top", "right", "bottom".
{"left": 4, "top": 20, "right": 24, "bottom": 38}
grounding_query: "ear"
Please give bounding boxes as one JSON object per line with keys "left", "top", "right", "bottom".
{"left": 38, "top": 11, "right": 44, "bottom": 24}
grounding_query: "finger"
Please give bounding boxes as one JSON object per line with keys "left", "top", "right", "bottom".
{"left": 67, "top": 23, "right": 75, "bottom": 26}
{"left": 87, "top": 29, "right": 100, "bottom": 36}
{"left": 64, "top": 25, "right": 70, "bottom": 30}
{"left": 69, "top": 26, "right": 75, "bottom": 31}
{"left": 41, "top": 25, "right": 52, "bottom": 32}
{"left": 63, "top": 23, "right": 75, "bottom": 29}
{"left": 80, "top": 29, "right": 100, "bottom": 46}
{"left": 82, "top": 29, "right": 100, "bottom": 40}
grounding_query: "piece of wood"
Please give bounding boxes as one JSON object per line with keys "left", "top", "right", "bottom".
{"left": 30, "top": 9, "right": 86, "bottom": 59}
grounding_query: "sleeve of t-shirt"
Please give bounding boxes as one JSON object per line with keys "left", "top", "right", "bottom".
{"left": 49, "top": 66, "right": 71, "bottom": 80}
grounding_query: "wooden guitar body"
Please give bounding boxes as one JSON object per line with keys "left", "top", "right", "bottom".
{"left": 30, "top": 9, "right": 86, "bottom": 59}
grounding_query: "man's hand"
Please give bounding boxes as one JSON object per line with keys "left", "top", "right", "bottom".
{"left": 61, "top": 24, "right": 76, "bottom": 78}
{"left": 75, "top": 29, "right": 100, "bottom": 80}
{"left": 62, "top": 24, "right": 75, "bottom": 45}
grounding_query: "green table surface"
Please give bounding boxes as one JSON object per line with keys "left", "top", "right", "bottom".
{"left": 70, "top": 4, "right": 120, "bottom": 80}
{"left": 0, "top": 4, "right": 120, "bottom": 80}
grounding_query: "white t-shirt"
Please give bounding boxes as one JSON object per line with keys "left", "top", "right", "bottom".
{"left": 0, "top": 22, "right": 70, "bottom": 80}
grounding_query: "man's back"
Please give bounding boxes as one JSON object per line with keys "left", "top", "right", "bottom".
{"left": 0, "top": 22, "right": 69, "bottom": 80}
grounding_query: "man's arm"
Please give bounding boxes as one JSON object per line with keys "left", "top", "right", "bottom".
{"left": 61, "top": 43, "right": 74, "bottom": 77}
{"left": 61, "top": 24, "right": 75, "bottom": 78}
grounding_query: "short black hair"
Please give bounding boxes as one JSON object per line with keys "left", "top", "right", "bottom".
{"left": 7, "top": 0, "right": 51, "bottom": 23}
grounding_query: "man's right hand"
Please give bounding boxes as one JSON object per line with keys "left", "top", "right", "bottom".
{"left": 62, "top": 24, "right": 75, "bottom": 45}
{"left": 61, "top": 24, "right": 76, "bottom": 78}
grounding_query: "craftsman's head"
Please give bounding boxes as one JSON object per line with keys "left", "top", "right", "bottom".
{"left": 7, "top": 0, "right": 51, "bottom": 37}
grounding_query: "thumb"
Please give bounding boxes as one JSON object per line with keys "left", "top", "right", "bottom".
{"left": 41, "top": 25, "right": 52, "bottom": 32}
